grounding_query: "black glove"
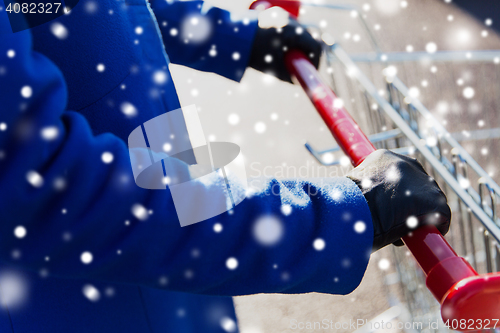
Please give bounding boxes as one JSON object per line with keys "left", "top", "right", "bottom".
{"left": 347, "top": 149, "right": 451, "bottom": 251}
{"left": 248, "top": 18, "right": 322, "bottom": 83}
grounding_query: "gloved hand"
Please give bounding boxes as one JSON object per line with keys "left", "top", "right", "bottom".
{"left": 248, "top": 18, "right": 322, "bottom": 83}
{"left": 347, "top": 149, "right": 451, "bottom": 251}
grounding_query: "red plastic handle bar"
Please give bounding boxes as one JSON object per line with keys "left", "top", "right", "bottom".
{"left": 284, "top": 49, "right": 478, "bottom": 299}
{"left": 250, "top": 0, "right": 500, "bottom": 326}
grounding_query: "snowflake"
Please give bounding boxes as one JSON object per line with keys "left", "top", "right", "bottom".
{"left": 50, "top": 22, "right": 69, "bottom": 39}
{"left": 41, "top": 126, "right": 59, "bottom": 141}
{"left": 354, "top": 221, "right": 366, "bottom": 233}
{"left": 14, "top": 226, "right": 26, "bottom": 239}
{"left": 406, "top": 216, "right": 418, "bottom": 229}
{"left": 53, "top": 177, "right": 66, "bottom": 191}
{"left": 105, "top": 287, "right": 115, "bottom": 297}
{"left": 253, "top": 215, "right": 284, "bottom": 246}
{"left": 330, "top": 189, "right": 343, "bottom": 201}
{"left": 322, "top": 153, "right": 334, "bottom": 164}
{"left": 82, "top": 284, "right": 100, "bottom": 302}
{"left": 131, "top": 203, "right": 148, "bottom": 221}
{"left": 158, "top": 276, "right": 168, "bottom": 286}
{"left": 339, "top": 156, "right": 350, "bottom": 166}
{"left": 220, "top": 317, "right": 237, "bottom": 332}
{"left": 96, "top": 63, "right": 105, "bottom": 72}
{"left": 254, "top": 122, "right": 266, "bottom": 134}
{"left": 20, "top": 86, "right": 32, "bottom": 98}
{"left": 120, "top": 102, "right": 138, "bottom": 117}
{"left": 378, "top": 258, "right": 390, "bottom": 270}
{"left": 463, "top": 87, "right": 474, "bottom": 99}
{"left": 425, "top": 42, "right": 437, "bottom": 54}
{"left": 213, "top": 223, "right": 223, "bottom": 233}
{"left": 0, "top": 272, "right": 28, "bottom": 308}
{"left": 153, "top": 70, "right": 167, "bottom": 85}
{"left": 26, "top": 170, "right": 43, "bottom": 188}
{"left": 361, "top": 178, "right": 372, "bottom": 189}
{"left": 81, "top": 251, "right": 93, "bottom": 264}
{"left": 209, "top": 46, "right": 217, "bottom": 57}
{"left": 313, "top": 238, "right": 325, "bottom": 251}
{"left": 385, "top": 166, "right": 400, "bottom": 182}
{"left": 101, "top": 152, "right": 114, "bottom": 164}
{"left": 163, "top": 143, "right": 172, "bottom": 152}
{"left": 226, "top": 257, "right": 238, "bottom": 270}
{"left": 84, "top": 1, "right": 97, "bottom": 14}
{"left": 280, "top": 204, "right": 292, "bottom": 216}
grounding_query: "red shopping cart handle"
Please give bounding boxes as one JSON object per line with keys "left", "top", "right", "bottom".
{"left": 250, "top": 0, "right": 500, "bottom": 327}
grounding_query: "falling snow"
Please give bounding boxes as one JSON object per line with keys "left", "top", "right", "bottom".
{"left": 425, "top": 42, "right": 437, "bottom": 54}
{"left": 220, "top": 317, "right": 237, "bottom": 332}
{"left": 313, "top": 238, "right": 325, "bottom": 251}
{"left": 20, "top": 86, "right": 32, "bottom": 98}
{"left": 50, "top": 22, "right": 69, "bottom": 39}
{"left": 101, "top": 152, "right": 114, "bottom": 164}
{"left": 0, "top": 272, "right": 28, "bottom": 308}
{"left": 406, "top": 216, "right": 418, "bottom": 229}
{"left": 228, "top": 113, "right": 239, "bottom": 125}
{"left": 354, "top": 221, "right": 366, "bottom": 233}
{"left": 213, "top": 223, "right": 223, "bottom": 233}
{"left": 26, "top": 170, "right": 44, "bottom": 188}
{"left": 378, "top": 258, "right": 390, "bottom": 270}
{"left": 463, "top": 87, "right": 475, "bottom": 99}
{"left": 132, "top": 203, "right": 148, "bottom": 221}
{"left": 82, "top": 284, "right": 100, "bottom": 302}
{"left": 254, "top": 122, "right": 266, "bottom": 134}
{"left": 226, "top": 257, "right": 238, "bottom": 270}
{"left": 41, "top": 126, "right": 59, "bottom": 141}
{"left": 385, "top": 166, "right": 400, "bottom": 182}
{"left": 14, "top": 226, "right": 27, "bottom": 239}
{"left": 81, "top": 251, "right": 93, "bottom": 264}
{"left": 253, "top": 215, "right": 284, "bottom": 246}
{"left": 120, "top": 102, "right": 138, "bottom": 117}
{"left": 153, "top": 70, "right": 168, "bottom": 85}
{"left": 280, "top": 204, "right": 292, "bottom": 216}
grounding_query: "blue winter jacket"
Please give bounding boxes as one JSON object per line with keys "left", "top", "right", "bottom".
{"left": 0, "top": 1, "right": 373, "bottom": 332}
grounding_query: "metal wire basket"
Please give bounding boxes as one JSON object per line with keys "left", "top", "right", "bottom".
{"left": 299, "top": 3, "right": 500, "bottom": 332}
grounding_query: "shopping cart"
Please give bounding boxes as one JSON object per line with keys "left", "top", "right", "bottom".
{"left": 250, "top": 1, "right": 500, "bottom": 332}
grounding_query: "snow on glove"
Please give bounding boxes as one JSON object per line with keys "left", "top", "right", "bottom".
{"left": 346, "top": 149, "right": 451, "bottom": 252}
{"left": 248, "top": 18, "right": 322, "bottom": 83}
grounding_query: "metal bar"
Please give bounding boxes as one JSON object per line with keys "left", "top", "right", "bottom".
{"left": 388, "top": 75, "right": 500, "bottom": 200}
{"left": 347, "top": 50, "right": 500, "bottom": 63}
{"left": 330, "top": 43, "right": 500, "bottom": 243}
{"left": 308, "top": 129, "right": 402, "bottom": 155}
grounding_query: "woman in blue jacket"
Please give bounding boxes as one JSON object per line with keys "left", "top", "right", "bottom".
{"left": 0, "top": 1, "right": 450, "bottom": 332}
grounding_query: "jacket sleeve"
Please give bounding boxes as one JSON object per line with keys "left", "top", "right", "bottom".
{"left": 149, "top": 0, "right": 258, "bottom": 82}
{"left": 0, "top": 14, "right": 373, "bottom": 297}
